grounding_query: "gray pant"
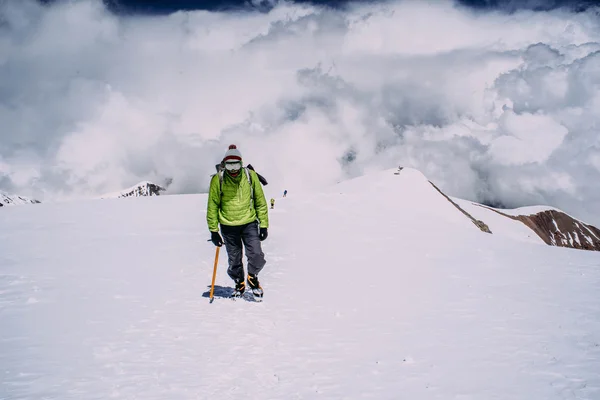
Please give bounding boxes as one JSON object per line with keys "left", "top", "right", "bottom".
{"left": 221, "top": 221, "right": 266, "bottom": 282}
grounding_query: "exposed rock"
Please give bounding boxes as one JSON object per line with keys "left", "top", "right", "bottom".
{"left": 101, "top": 181, "right": 166, "bottom": 199}
{"left": 1, "top": 192, "right": 41, "bottom": 206}
{"left": 118, "top": 182, "right": 165, "bottom": 198}
{"left": 478, "top": 205, "right": 600, "bottom": 251}
{"left": 428, "top": 180, "right": 492, "bottom": 234}
{"left": 517, "top": 211, "right": 600, "bottom": 251}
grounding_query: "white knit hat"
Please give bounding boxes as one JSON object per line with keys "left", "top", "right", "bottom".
{"left": 223, "top": 144, "right": 242, "bottom": 163}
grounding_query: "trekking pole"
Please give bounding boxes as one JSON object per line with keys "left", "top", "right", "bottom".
{"left": 209, "top": 246, "right": 220, "bottom": 303}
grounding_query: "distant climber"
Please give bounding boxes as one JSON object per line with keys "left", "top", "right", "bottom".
{"left": 270, "top": 198, "right": 275, "bottom": 209}
{"left": 283, "top": 190, "right": 287, "bottom": 197}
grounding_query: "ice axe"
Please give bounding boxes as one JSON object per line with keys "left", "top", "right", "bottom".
{"left": 209, "top": 245, "right": 220, "bottom": 303}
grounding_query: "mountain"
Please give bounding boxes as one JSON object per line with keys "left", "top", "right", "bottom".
{"left": 477, "top": 205, "right": 600, "bottom": 251}
{"left": 100, "top": 181, "right": 166, "bottom": 199}
{"left": 1, "top": 167, "right": 599, "bottom": 399}
{"left": 453, "top": 196, "right": 600, "bottom": 252}
{"left": 342, "top": 166, "right": 599, "bottom": 252}
{"left": 0, "top": 192, "right": 41, "bottom": 207}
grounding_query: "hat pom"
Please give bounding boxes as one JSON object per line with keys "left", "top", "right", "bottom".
{"left": 229, "top": 144, "right": 237, "bottom": 150}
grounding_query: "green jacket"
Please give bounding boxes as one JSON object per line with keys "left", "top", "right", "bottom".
{"left": 207, "top": 168, "right": 269, "bottom": 232}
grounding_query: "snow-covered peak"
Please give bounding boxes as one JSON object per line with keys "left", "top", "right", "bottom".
{"left": 331, "top": 166, "right": 491, "bottom": 233}
{"left": 0, "top": 192, "right": 41, "bottom": 207}
{"left": 100, "top": 181, "right": 166, "bottom": 199}
{"left": 333, "top": 166, "right": 599, "bottom": 252}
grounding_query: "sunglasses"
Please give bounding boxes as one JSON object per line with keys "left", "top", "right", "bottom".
{"left": 224, "top": 162, "right": 242, "bottom": 171}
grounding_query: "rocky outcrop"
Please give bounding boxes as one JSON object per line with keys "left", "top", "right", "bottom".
{"left": 110, "top": 182, "right": 166, "bottom": 198}
{"left": 428, "top": 181, "right": 492, "bottom": 234}
{"left": 99, "top": 181, "right": 166, "bottom": 199}
{"left": 1, "top": 192, "right": 41, "bottom": 207}
{"left": 478, "top": 205, "right": 600, "bottom": 252}
{"left": 517, "top": 210, "right": 600, "bottom": 251}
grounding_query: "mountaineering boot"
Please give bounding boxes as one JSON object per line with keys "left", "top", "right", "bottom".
{"left": 231, "top": 280, "right": 245, "bottom": 298}
{"left": 247, "top": 274, "right": 263, "bottom": 298}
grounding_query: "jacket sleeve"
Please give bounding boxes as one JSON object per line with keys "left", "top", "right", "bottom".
{"left": 207, "top": 174, "right": 221, "bottom": 232}
{"left": 251, "top": 170, "right": 269, "bottom": 229}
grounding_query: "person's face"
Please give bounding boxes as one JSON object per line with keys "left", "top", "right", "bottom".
{"left": 225, "top": 161, "right": 242, "bottom": 177}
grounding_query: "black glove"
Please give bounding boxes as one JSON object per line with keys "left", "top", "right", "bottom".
{"left": 211, "top": 231, "right": 223, "bottom": 247}
{"left": 259, "top": 227, "right": 268, "bottom": 241}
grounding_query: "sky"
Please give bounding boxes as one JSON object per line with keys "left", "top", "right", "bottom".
{"left": 1, "top": 0, "right": 600, "bottom": 225}
{"left": 41, "top": 0, "right": 600, "bottom": 13}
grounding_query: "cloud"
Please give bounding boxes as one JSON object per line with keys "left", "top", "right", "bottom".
{"left": 489, "top": 111, "right": 569, "bottom": 165}
{"left": 1, "top": 0, "right": 600, "bottom": 225}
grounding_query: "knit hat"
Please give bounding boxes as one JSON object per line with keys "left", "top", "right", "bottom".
{"left": 223, "top": 144, "right": 242, "bottom": 163}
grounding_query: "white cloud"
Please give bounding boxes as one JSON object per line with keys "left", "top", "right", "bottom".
{"left": 489, "top": 110, "right": 568, "bottom": 165}
{"left": 1, "top": 0, "right": 600, "bottom": 225}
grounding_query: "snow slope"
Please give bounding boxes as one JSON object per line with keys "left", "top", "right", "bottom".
{"left": 1, "top": 168, "right": 600, "bottom": 399}
{"left": 453, "top": 197, "right": 547, "bottom": 245}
